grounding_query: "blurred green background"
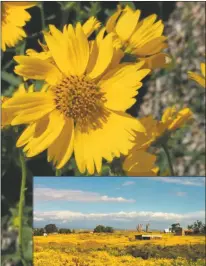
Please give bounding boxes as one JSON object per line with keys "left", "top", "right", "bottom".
{"left": 1, "top": 2, "right": 205, "bottom": 265}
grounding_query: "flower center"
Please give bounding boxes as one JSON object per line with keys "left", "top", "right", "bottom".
{"left": 53, "top": 75, "right": 107, "bottom": 130}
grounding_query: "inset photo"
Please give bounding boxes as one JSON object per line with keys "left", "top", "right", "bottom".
{"left": 33, "top": 176, "right": 205, "bottom": 266}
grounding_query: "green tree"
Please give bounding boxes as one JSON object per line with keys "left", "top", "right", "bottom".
{"left": 188, "top": 220, "right": 205, "bottom": 234}
{"left": 94, "top": 225, "right": 105, "bottom": 233}
{"left": 59, "top": 228, "right": 71, "bottom": 234}
{"left": 94, "top": 225, "right": 114, "bottom": 233}
{"left": 170, "top": 223, "right": 180, "bottom": 233}
{"left": 44, "top": 224, "right": 58, "bottom": 234}
{"left": 33, "top": 228, "right": 44, "bottom": 236}
{"left": 105, "top": 226, "right": 114, "bottom": 233}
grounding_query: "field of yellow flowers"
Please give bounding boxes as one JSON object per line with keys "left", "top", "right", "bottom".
{"left": 33, "top": 232, "right": 205, "bottom": 266}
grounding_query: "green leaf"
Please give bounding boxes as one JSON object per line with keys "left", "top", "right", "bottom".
{"left": 120, "top": 2, "right": 136, "bottom": 10}
{"left": 1, "top": 71, "right": 21, "bottom": 86}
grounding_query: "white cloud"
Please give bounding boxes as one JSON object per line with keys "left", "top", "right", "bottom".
{"left": 33, "top": 210, "right": 205, "bottom": 224}
{"left": 122, "top": 181, "right": 135, "bottom": 186}
{"left": 149, "top": 177, "right": 205, "bottom": 187}
{"left": 176, "top": 191, "right": 187, "bottom": 197}
{"left": 33, "top": 217, "right": 44, "bottom": 221}
{"left": 34, "top": 188, "right": 135, "bottom": 203}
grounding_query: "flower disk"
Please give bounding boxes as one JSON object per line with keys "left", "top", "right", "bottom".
{"left": 53, "top": 75, "right": 106, "bottom": 130}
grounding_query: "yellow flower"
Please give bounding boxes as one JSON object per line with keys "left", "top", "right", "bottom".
{"left": 3, "top": 23, "right": 150, "bottom": 174}
{"left": 123, "top": 149, "right": 159, "bottom": 176}
{"left": 106, "top": 5, "right": 170, "bottom": 69}
{"left": 188, "top": 62, "right": 206, "bottom": 88}
{"left": 82, "top": 16, "right": 101, "bottom": 37}
{"left": 123, "top": 106, "right": 193, "bottom": 176}
{"left": 1, "top": 2, "right": 36, "bottom": 51}
{"left": 161, "top": 106, "right": 193, "bottom": 132}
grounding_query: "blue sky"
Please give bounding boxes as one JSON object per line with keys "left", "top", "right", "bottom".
{"left": 33, "top": 177, "right": 205, "bottom": 230}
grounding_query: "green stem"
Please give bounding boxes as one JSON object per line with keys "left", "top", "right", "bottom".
{"left": 18, "top": 151, "right": 27, "bottom": 266}
{"left": 2, "top": 59, "right": 14, "bottom": 70}
{"left": 55, "top": 169, "right": 61, "bottom": 176}
{"left": 162, "top": 143, "right": 175, "bottom": 176}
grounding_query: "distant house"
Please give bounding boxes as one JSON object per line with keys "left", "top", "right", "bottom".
{"left": 135, "top": 234, "right": 162, "bottom": 240}
{"left": 164, "top": 229, "right": 171, "bottom": 233}
{"left": 43, "top": 233, "right": 47, "bottom": 237}
{"left": 175, "top": 227, "right": 185, "bottom": 236}
{"left": 184, "top": 229, "right": 194, "bottom": 235}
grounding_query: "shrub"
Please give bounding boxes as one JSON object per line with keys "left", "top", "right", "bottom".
{"left": 93, "top": 225, "right": 114, "bottom": 233}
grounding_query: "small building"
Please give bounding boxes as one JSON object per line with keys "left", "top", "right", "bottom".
{"left": 164, "top": 229, "right": 171, "bottom": 234}
{"left": 135, "top": 234, "right": 162, "bottom": 240}
{"left": 43, "top": 233, "right": 47, "bottom": 237}
{"left": 175, "top": 227, "right": 185, "bottom": 236}
{"left": 184, "top": 229, "right": 194, "bottom": 235}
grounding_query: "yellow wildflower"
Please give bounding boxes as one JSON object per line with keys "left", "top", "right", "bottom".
{"left": 136, "top": 106, "right": 193, "bottom": 150}
{"left": 123, "top": 149, "right": 159, "bottom": 176}
{"left": 188, "top": 62, "right": 205, "bottom": 88}
{"left": 3, "top": 23, "right": 150, "bottom": 174}
{"left": 161, "top": 106, "right": 193, "bottom": 132}
{"left": 106, "top": 5, "right": 170, "bottom": 69}
{"left": 1, "top": 2, "right": 36, "bottom": 51}
{"left": 82, "top": 16, "right": 101, "bottom": 37}
{"left": 123, "top": 106, "right": 193, "bottom": 176}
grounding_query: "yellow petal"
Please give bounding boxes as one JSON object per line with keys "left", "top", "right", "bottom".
{"left": 188, "top": 71, "right": 205, "bottom": 88}
{"left": 1, "top": 96, "right": 14, "bottom": 127}
{"left": 74, "top": 109, "right": 145, "bottom": 174}
{"left": 14, "top": 56, "right": 62, "bottom": 85}
{"left": 109, "top": 47, "right": 124, "bottom": 69}
{"left": 139, "top": 53, "right": 171, "bottom": 70}
{"left": 2, "top": 23, "right": 26, "bottom": 51}
{"left": 3, "top": 92, "right": 55, "bottom": 125}
{"left": 123, "top": 149, "right": 158, "bottom": 176}
{"left": 133, "top": 36, "right": 167, "bottom": 56}
{"left": 201, "top": 63, "right": 205, "bottom": 77}
{"left": 82, "top": 16, "right": 101, "bottom": 37}
{"left": 44, "top": 28, "right": 75, "bottom": 76}
{"left": 88, "top": 34, "right": 113, "bottom": 79}
{"left": 11, "top": 106, "right": 55, "bottom": 125}
{"left": 86, "top": 40, "right": 98, "bottom": 74}
{"left": 16, "top": 123, "right": 37, "bottom": 147}
{"left": 75, "top": 23, "right": 90, "bottom": 75}
{"left": 6, "top": 2, "right": 36, "bottom": 8}
{"left": 106, "top": 5, "right": 122, "bottom": 33}
{"left": 168, "top": 108, "right": 193, "bottom": 131}
{"left": 48, "top": 118, "right": 74, "bottom": 169}
{"left": 96, "top": 27, "right": 106, "bottom": 46}
{"left": 24, "top": 110, "right": 65, "bottom": 157}
{"left": 3, "top": 92, "right": 53, "bottom": 109}
{"left": 100, "top": 63, "right": 150, "bottom": 111}
{"left": 161, "top": 106, "right": 177, "bottom": 124}
{"left": 116, "top": 9, "right": 140, "bottom": 42}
